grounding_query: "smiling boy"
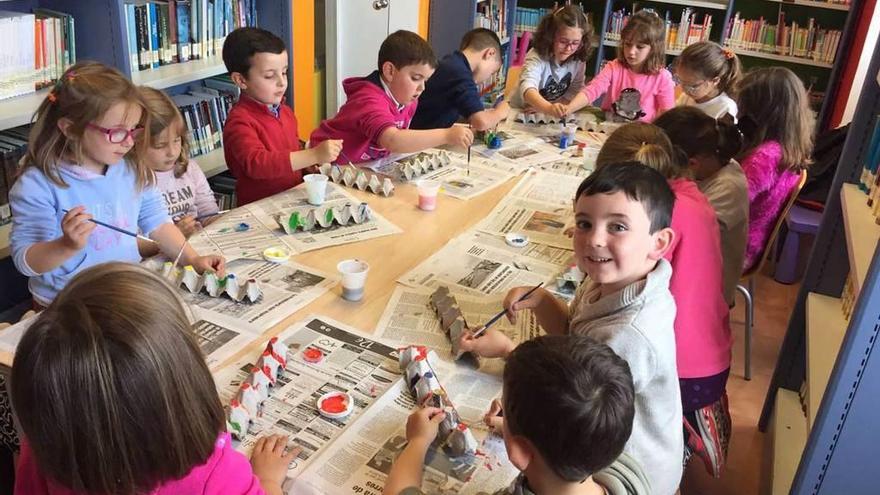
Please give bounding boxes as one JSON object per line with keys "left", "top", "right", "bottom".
{"left": 309, "top": 30, "right": 473, "bottom": 165}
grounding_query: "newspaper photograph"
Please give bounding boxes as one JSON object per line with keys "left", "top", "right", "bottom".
{"left": 213, "top": 316, "right": 403, "bottom": 490}
{"left": 417, "top": 159, "right": 515, "bottom": 200}
{"left": 190, "top": 312, "right": 264, "bottom": 369}
{"left": 475, "top": 195, "right": 574, "bottom": 249}
{"left": 398, "top": 230, "right": 569, "bottom": 296}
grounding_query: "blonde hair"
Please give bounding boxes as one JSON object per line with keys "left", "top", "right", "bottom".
{"left": 736, "top": 67, "right": 814, "bottom": 171}
{"left": 139, "top": 86, "right": 190, "bottom": 178}
{"left": 597, "top": 122, "right": 685, "bottom": 179}
{"left": 675, "top": 41, "right": 742, "bottom": 96}
{"left": 22, "top": 61, "right": 153, "bottom": 189}
{"left": 11, "top": 262, "right": 225, "bottom": 494}
{"left": 617, "top": 11, "right": 666, "bottom": 74}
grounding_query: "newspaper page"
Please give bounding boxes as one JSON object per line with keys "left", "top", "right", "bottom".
{"left": 417, "top": 158, "right": 515, "bottom": 200}
{"left": 475, "top": 196, "right": 573, "bottom": 249}
{"left": 536, "top": 157, "right": 593, "bottom": 178}
{"left": 478, "top": 142, "right": 564, "bottom": 171}
{"left": 213, "top": 316, "right": 403, "bottom": 491}
{"left": 508, "top": 169, "right": 581, "bottom": 207}
{"left": 399, "top": 230, "right": 570, "bottom": 296}
{"left": 245, "top": 183, "right": 403, "bottom": 253}
{"left": 187, "top": 208, "right": 292, "bottom": 259}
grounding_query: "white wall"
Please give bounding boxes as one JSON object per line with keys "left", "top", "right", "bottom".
{"left": 840, "top": 13, "right": 880, "bottom": 126}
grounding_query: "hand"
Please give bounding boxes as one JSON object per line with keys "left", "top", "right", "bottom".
{"left": 483, "top": 399, "right": 504, "bottom": 430}
{"left": 200, "top": 215, "right": 219, "bottom": 227}
{"left": 502, "top": 286, "right": 546, "bottom": 324}
{"left": 547, "top": 102, "right": 568, "bottom": 118}
{"left": 175, "top": 215, "right": 201, "bottom": 238}
{"left": 497, "top": 100, "right": 511, "bottom": 119}
{"left": 191, "top": 254, "right": 226, "bottom": 277}
{"left": 59, "top": 206, "right": 96, "bottom": 251}
{"left": 458, "top": 327, "right": 515, "bottom": 359}
{"left": 446, "top": 126, "right": 474, "bottom": 149}
{"left": 313, "top": 139, "right": 343, "bottom": 164}
{"left": 251, "top": 434, "right": 300, "bottom": 491}
{"left": 406, "top": 407, "right": 446, "bottom": 447}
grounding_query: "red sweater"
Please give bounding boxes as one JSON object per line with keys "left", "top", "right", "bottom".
{"left": 222, "top": 94, "right": 302, "bottom": 205}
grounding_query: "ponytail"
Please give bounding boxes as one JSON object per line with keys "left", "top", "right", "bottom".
{"left": 597, "top": 123, "right": 684, "bottom": 179}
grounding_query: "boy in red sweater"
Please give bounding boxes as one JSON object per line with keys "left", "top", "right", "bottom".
{"left": 222, "top": 27, "right": 342, "bottom": 205}
{"left": 310, "top": 30, "right": 473, "bottom": 165}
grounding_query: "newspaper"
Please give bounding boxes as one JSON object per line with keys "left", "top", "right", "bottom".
{"left": 416, "top": 157, "right": 515, "bottom": 200}
{"left": 476, "top": 142, "right": 564, "bottom": 172}
{"left": 213, "top": 316, "right": 405, "bottom": 490}
{"left": 508, "top": 169, "right": 581, "bottom": 207}
{"left": 536, "top": 157, "right": 593, "bottom": 178}
{"left": 399, "top": 230, "right": 570, "bottom": 296}
{"left": 188, "top": 208, "right": 291, "bottom": 259}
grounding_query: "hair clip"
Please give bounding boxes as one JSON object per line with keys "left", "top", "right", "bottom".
{"left": 721, "top": 48, "right": 735, "bottom": 60}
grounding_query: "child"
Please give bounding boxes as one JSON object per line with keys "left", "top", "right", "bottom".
{"left": 222, "top": 27, "right": 342, "bottom": 205}
{"left": 385, "top": 336, "right": 650, "bottom": 495}
{"left": 512, "top": 4, "right": 595, "bottom": 117}
{"left": 9, "top": 61, "right": 224, "bottom": 308}
{"left": 461, "top": 163, "right": 684, "bottom": 495}
{"left": 309, "top": 30, "right": 473, "bottom": 165}
{"left": 597, "top": 124, "right": 732, "bottom": 478}
{"left": 655, "top": 106, "right": 747, "bottom": 307}
{"left": 411, "top": 28, "right": 510, "bottom": 131}
{"left": 11, "top": 262, "right": 297, "bottom": 495}
{"left": 673, "top": 41, "right": 741, "bottom": 120}
{"left": 566, "top": 10, "right": 674, "bottom": 122}
{"left": 737, "top": 67, "right": 814, "bottom": 271}
{"left": 139, "top": 86, "right": 220, "bottom": 238}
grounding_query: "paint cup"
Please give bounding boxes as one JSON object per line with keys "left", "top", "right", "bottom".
{"left": 337, "top": 259, "right": 370, "bottom": 302}
{"left": 304, "top": 174, "right": 329, "bottom": 206}
{"left": 582, "top": 147, "right": 600, "bottom": 172}
{"left": 416, "top": 180, "right": 441, "bottom": 211}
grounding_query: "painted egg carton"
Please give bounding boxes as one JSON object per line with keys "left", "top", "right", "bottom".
{"left": 274, "top": 202, "right": 372, "bottom": 234}
{"left": 429, "top": 286, "right": 473, "bottom": 361}
{"left": 392, "top": 150, "right": 452, "bottom": 181}
{"left": 227, "top": 337, "right": 290, "bottom": 440}
{"left": 514, "top": 111, "right": 598, "bottom": 130}
{"left": 163, "top": 263, "right": 262, "bottom": 303}
{"left": 399, "top": 345, "right": 479, "bottom": 457}
{"left": 318, "top": 163, "right": 395, "bottom": 196}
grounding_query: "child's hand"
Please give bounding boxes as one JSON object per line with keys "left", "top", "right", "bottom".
{"left": 502, "top": 286, "right": 545, "bottom": 324}
{"left": 458, "top": 328, "right": 515, "bottom": 358}
{"left": 483, "top": 399, "right": 504, "bottom": 430}
{"left": 175, "top": 215, "right": 201, "bottom": 238}
{"left": 191, "top": 254, "right": 226, "bottom": 277}
{"left": 406, "top": 407, "right": 446, "bottom": 447}
{"left": 446, "top": 126, "right": 474, "bottom": 149}
{"left": 251, "top": 434, "right": 300, "bottom": 491}
{"left": 313, "top": 139, "right": 343, "bottom": 164}
{"left": 546, "top": 102, "right": 568, "bottom": 118}
{"left": 59, "top": 206, "right": 96, "bottom": 251}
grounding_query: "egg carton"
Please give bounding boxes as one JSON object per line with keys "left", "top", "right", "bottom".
{"left": 318, "top": 163, "right": 395, "bottom": 196}
{"left": 399, "top": 345, "right": 479, "bottom": 457}
{"left": 429, "top": 286, "right": 473, "bottom": 361}
{"left": 274, "top": 202, "right": 372, "bottom": 234}
{"left": 392, "top": 150, "right": 452, "bottom": 181}
{"left": 514, "top": 111, "right": 597, "bottom": 128}
{"left": 162, "top": 263, "right": 262, "bottom": 303}
{"left": 227, "top": 337, "right": 290, "bottom": 440}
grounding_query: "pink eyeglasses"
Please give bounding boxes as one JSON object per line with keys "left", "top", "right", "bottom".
{"left": 86, "top": 123, "right": 144, "bottom": 144}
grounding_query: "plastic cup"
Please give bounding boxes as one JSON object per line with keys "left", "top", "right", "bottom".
{"left": 304, "top": 174, "right": 329, "bottom": 206}
{"left": 337, "top": 259, "right": 370, "bottom": 301}
{"left": 582, "top": 147, "right": 600, "bottom": 172}
{"left": 416, "top": 180, "right": 441, "bottom": 211}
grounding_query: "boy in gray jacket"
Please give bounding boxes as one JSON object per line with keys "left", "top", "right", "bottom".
{"left": 385, "top": 335, "right": 651, "bottom": 495}
{"left": 460, "top": 162, "right": 684, "bottom": 495}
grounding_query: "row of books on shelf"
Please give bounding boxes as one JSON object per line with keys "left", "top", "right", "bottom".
{"left": 856, "top": 116, "right": 880, "bottom": 222}
{"left": 0, "top": 9, "right": 75, "bottom": 101}
{"left": 606, "top": 9, "right": 713, "bottom": 52}
{"left": 477, "top": 46, "right": 509, "bottom": 98}
{"left": 513, "top": 6, "right": 551, "bottom": 34}
{"left": 475, "top": 0, "right": 511, "bottom": 42}
{"left": 208, "top": 172, "right": 237, "bottom": 210}
{"left": 0, "top": 126, "right": 29, "bottom": 226}
{"left": 123, "top": 0, "right": 258, "bottom": 73}
{"left": 173, "top": 76, "right": 238, "bottom": 158}
{"left": 723, "top": 13, "right": 841, "bottom": 63}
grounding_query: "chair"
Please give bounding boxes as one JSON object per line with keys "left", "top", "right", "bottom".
{"left": 735, "top": 170, "right": 808, "bottom": 381}
{"left": 773, "top": 204, "right": 823, "bottom": 284}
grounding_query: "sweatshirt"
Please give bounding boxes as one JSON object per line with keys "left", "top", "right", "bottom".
{"left": 154, "top": 159, "right": 219, "bottom": 221}
{"left": 580, "top": 59, "right": 675, "bottom": 122}
{"left": 569, "top": 259, "right": 683, "bottom": 495}
{"left": 9, "top": 162, "right": 170, "bottom": 306}
{"left": 310, "top": 70, "right": 418, "bottom": 165}
{"left": 512, "top": 48, "right": 587, "bottom": 107}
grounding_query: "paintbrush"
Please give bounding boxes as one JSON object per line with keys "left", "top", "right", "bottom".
{"left": 164, "top": 236, "right": 189, "bottom": 279}
{"left": 196, "top": 209, "right": 230, "bottom": 222}
{"left": 62, "top": 209, "right": 156, "bottom": 243}
{"left": 338, "top": 150, "right": 355, "bottom": 167}
{"left": 471, "top": 282, "right": 544, "bottom": 338}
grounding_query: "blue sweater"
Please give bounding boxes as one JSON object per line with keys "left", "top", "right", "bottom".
{"left": 411, "top": 51, "right": 484, "bottom": 129}
{"left": 10, "top": 162, "right": 170, "bottom": 305}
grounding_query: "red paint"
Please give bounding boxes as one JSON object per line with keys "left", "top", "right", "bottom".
{"left": 418, "top": 194, "right": 437, "bottom": 211}
{"left": 321, "top": 394, "right": 348, "bottom": 413}
{"left": 303, "top": 348, "right": 323, "bottom": 363}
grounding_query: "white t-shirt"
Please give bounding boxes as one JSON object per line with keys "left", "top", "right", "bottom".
{"left": 677, "top": 91, "right": 738, "bottom": 120}
{"left": 513, "top": 48, "right": 586, "bottom": 107}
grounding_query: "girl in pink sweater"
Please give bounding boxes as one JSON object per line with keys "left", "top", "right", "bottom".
{"left": 737, "top": 67, "right": 814, "bottom": 271}
{"left": 566, "top": 11, "right": 675, "bottom": 122}
{"left": 598, "top": 123, "right": 731, "bottom": 479}
{"left": 12, "top": 263, "right": 296, "bottom": 495}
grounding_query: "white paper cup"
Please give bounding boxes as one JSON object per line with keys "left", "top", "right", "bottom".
{"left": 337, "top": 259, "right": 370, "bottom": 301}
{"left": 416, "top": 180, "right": 441, "bottom": 211}
{"left": 304, "top": 174, "right": 329, "bottom": 206}
{"left": 582, "top": 147, "right": 600, "bottom": 172}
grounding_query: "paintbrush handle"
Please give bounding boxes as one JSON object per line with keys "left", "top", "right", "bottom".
{"left": 62, "top": 209, "right": 156, "bottom": 244}
{"left": 472, "top": 282, "right": 544, "bottom": 338}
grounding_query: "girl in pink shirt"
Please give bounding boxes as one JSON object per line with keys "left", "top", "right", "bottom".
{"left": 598, "top": 123, "right": 731, "bottom": 479}
{"left": 11, "top": 263, "right": 296, "bottom": 495}
{"left": 566, "top": 11, "right": 675, "bottom": 122}
{"left": 736, "top": 67, "right": 814, "bottom": 271}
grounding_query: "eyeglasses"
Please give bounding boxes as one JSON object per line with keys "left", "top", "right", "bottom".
{"left": 672, "top": 74, "right": 707, "bottom": 94}
{"left": 555, "top": 38, "right": 582, "bottom": 49}
{"left": 86, "top": 122, "right": 144, "bottom": 144}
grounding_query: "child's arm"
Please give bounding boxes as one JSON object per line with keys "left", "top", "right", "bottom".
{"left": 655, "top": 71, "right": 676, "bottom": 117}
{"left": 251, "top": 434, "right": 300, "bottom": 495}
{"left": 519, "top": 51, "right": 567, "bottom": 118}
{"left": 468, "top": 100, "right": 510, "bottom": 131}
{"left": 21, "top": 206, "right": 96, "bottom": 274}
{"left": 149, "top": 223, "right": 225, "bottom": 275}
{"left": 565, "top": 61, "right": 616, "bottom": 114}
{"left": 383, "top": 407, "right": 446, "bottom": 495}
{"left": 190, "top": 161, "right": 220, "bottom": 220}
{"left": 223, "top": 119, "right": 341, "bottom": 178}
{"left": 378, "top": 126, "right": 473, "bottom": 153}
{"left": 290, "top": 139, "right": 343, "bottom": 169}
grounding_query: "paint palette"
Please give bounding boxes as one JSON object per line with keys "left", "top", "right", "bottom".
{"left": 317, "top": 391, "right": 354, "bottom": 420}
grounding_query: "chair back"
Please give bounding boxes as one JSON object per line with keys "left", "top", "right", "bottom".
{"left": 743, "top": 169, "right": 808, "bottom": 279}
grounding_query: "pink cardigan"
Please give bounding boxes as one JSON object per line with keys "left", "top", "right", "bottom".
{"left": 740, "top": 141, "right": 800, "bottom": 271}
{"left": 580, "top": 59, "right": 675, "bottom": 122}
{"left": 664, "top": 179, "right": 732, "bottom": 378}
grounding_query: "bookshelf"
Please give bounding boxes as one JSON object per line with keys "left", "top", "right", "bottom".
{"left": 603, "top": 39, "right": 684, "bottom": 56}
{"left": 130, "top": 56, "right": 228, "bottom": 89}
{"left": 726, "top": 46, "right": 834, "bottom": 67}
{"left": 764, "top": 0, "right": 850, "bottom": 11}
